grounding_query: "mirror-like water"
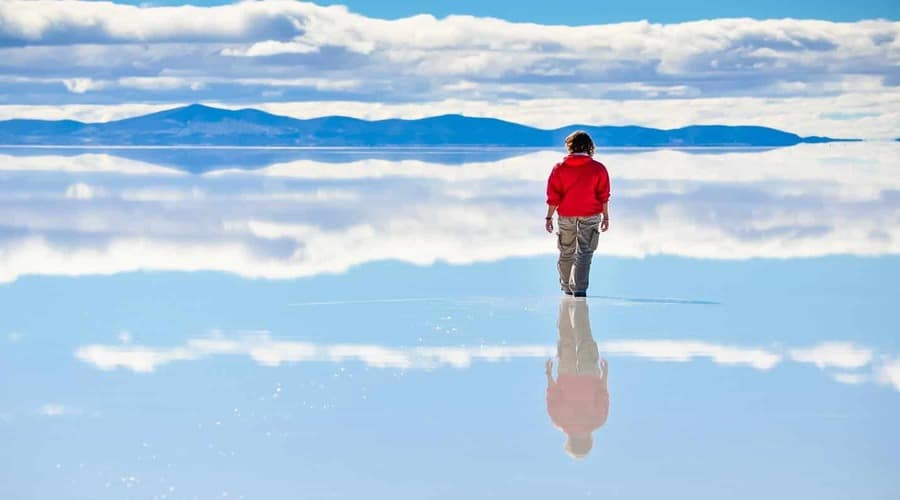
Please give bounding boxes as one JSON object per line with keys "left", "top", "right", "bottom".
{"left": 1, "top": 144, "right": 897, "bottom": 499}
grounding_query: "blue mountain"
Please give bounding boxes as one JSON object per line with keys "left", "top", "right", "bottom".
{"left": 0, "top": 103, "right": 851, "bottom": 147}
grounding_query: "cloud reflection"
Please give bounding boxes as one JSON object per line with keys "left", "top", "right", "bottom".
{"left": 75, "top": 335, "right": 556, "bottom": 372}
{"left": 38, "top": 403, "right": 81, "bottom": 417}
{"left": 0, "top": 143, "right": 898, "bottom": 283}
{"left": 876, "top": 359, "right": 900, "bottom": 391}
{"left": 788, "top": 342, "right": 873, "bottom": 369}
{"left": 73, "top": 333, "right": 897, "bottom": 390}
{"left": 603, "top": 340, "right": 782, "bottom": 370}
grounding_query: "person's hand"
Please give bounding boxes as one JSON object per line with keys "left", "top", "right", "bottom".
{"left": 600, "top": 214, "right": 609, "bottom": 232}
{"left": 545, "top": 358, "right": 553, "bottom": 375}
{"left": 545, "top": 217, "right": 554, "bottom": 233}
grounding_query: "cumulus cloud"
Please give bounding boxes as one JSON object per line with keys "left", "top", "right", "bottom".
{"left": 0, "top": 1, "right": 898, "bottom": 137}
{"left": 5, "top": 2, "right": 896, "bottom": 78}
{"left": 0, "top": 1, "right": 309, "bottom": 45}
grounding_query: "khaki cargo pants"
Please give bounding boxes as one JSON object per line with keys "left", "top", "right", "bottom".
{"left": 557, "top": 214, "right": 602, "bottom": 295}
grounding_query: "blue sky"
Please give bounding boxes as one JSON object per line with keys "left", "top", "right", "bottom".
{"left": 109, "top": 0, "right": 900, "bottom": 23}
{"left": 0, "top": 1, "right": 898, "bottom": 137}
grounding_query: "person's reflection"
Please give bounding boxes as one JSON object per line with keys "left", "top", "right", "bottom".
{"left": 545, "top": 298, "right": 609, "bottom": 459}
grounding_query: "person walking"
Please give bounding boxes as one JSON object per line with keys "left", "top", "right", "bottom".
{"left": 545, "top": 130, "right": 610, "bottom": 297}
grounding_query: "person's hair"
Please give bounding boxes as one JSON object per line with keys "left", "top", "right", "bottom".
{"left": 564, "top": 434, "right": 594, "bottom": 459}
{"left": 565, "top": 130, "right": 595, "bottom": 156}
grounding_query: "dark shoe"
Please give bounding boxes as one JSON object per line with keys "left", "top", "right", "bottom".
{"left": 563, "top": 290, "right": 573, "bottom": 296}
{"left": 573, "top": 291, "right": 587, "bottom": 298}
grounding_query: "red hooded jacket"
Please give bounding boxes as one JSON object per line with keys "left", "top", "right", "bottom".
{"left": 546, "top": 154, "right": 610, "bottom": 217}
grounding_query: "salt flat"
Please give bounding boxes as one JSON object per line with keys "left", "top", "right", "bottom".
{"left": 0, "top": 144, "right": 897, "bottom": 499}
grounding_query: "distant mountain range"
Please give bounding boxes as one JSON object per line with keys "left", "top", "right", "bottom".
{"left": 0, "top": 104, "right": 851, "bottom": 147}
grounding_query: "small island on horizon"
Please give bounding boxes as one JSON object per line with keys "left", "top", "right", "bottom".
{"left": 0, "top": 103, "right": 855, "bottom": 148}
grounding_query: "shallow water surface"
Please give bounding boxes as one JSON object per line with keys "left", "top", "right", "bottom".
{"left": 0, "top": 144, "right": 898, "bottom": 499}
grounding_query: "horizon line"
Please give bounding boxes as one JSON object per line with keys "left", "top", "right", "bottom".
{"left": 0, "top": 144, "right": 876, "bottom": 150}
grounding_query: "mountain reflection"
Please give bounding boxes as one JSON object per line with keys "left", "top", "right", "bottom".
{"left": 0, "top": 146, "right": 541, "bottom": 172}
{"left": 546, "top": 298, "right": 609, "bottom": 458}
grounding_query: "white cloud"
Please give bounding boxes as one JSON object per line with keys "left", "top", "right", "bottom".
{"left": 0, "top": 153, "right": 182, "bottom": 176}
{"left": 6, "top": 75, "right": 348, "bottom": 95}
{"left": 233, "top": 78, "right": 362, "bottom": 91}
{"left": 236, "top": 189, "right": 359, "bottom": 202}
{"left": 73, "top": 334, "right": 783, "bottom": 373}
{"left": 72, "top": 333, "right": 900, "bottom": 393}
{"left": 0, "top": 1, "right": 310, "bottom": 44}
{"left": 38, "top": 403, "right": 81, "bottom": 417}
{"left": 602, "top": 340, "right": 782, "bottom": 371}
{"left": 11, "top": 2, "right": 891, "bottom": 78}
{"left": 876, "top": 359, "right": 900, "bottom": 391}
{"left": 75, "top": 344, "right": 198, "bottom": 373}
{"left": 62, "top": 78, "right": 106, "bottom": 94}
{"left": 75, "top": 334, "right": 557, "bottom": 372}
{"left": 65, "top": 182, "right": 102, "bottom": 200}
{"left": 116, "top": 186, "right": 355, "bottom": 203}
{"left": 221, "top": 40, "right": 319, "bottom": 57}
{"left": 832, "top": 372, "right": 868, "bottom": 385}
{"left": 120, "top": 187, "right": 205, "bottom": 202}
{"left": 117, "top": 77, "right": 205, "bottom": 91}
{"left": 789, "top": 342, "right": 874, "bottom": 370}
{"left": 0, "top": 104, "right": 177, "bottom": 123}
{"left": 0, "top": 2, "right": 897, "bottom": 137}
